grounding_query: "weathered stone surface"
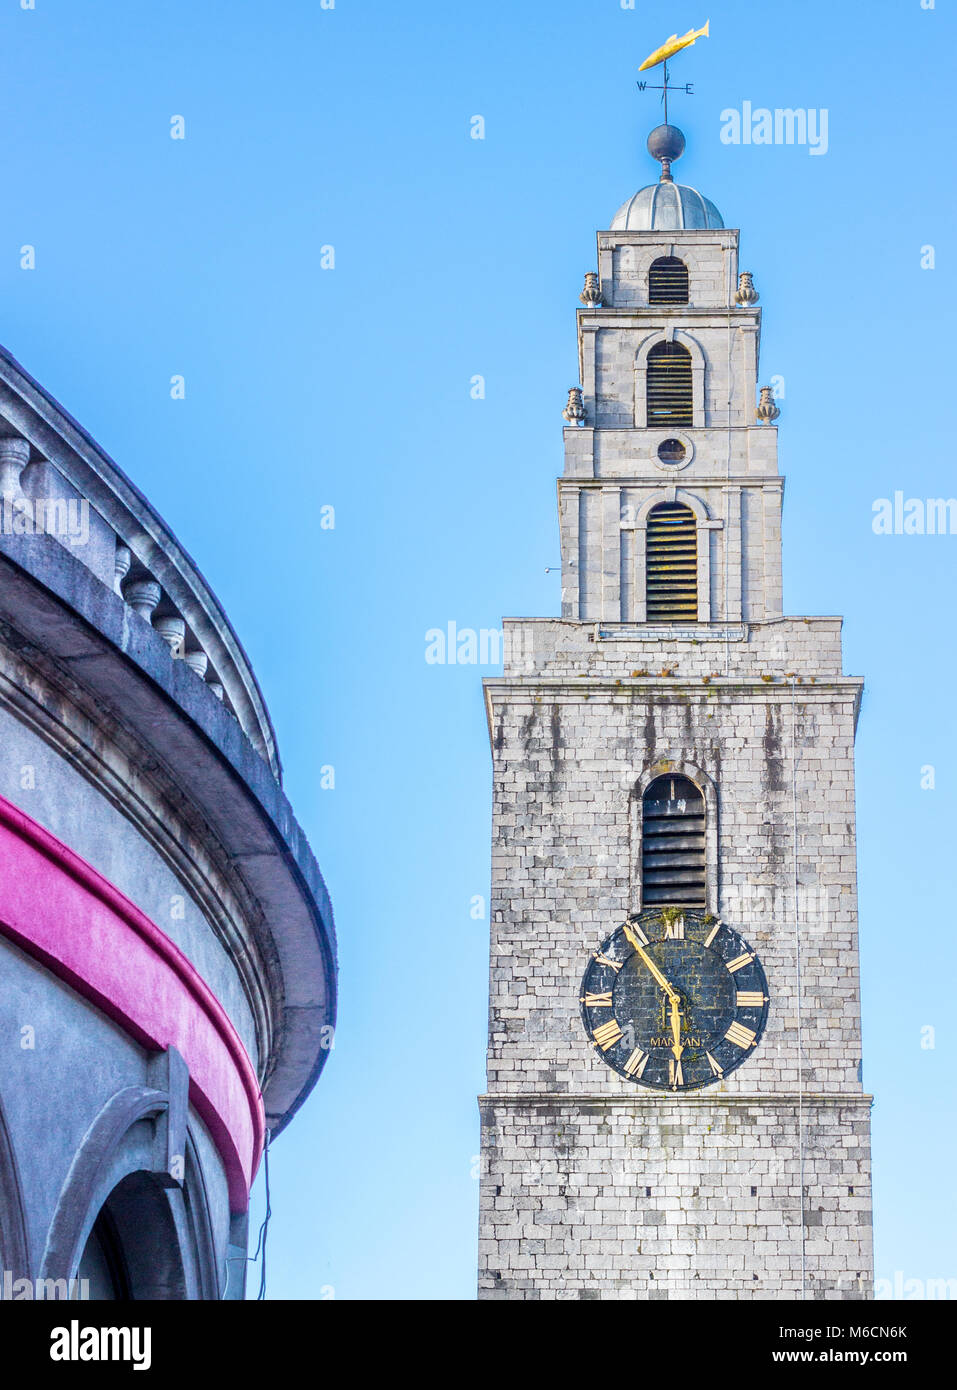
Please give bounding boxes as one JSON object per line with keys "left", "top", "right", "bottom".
{"left": 479, "top": 184, "right": 872, "bottom": 1300}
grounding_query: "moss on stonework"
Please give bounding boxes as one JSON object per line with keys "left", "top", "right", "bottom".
{"left": 658, "top": 906, "right": 684, "bottom": 931}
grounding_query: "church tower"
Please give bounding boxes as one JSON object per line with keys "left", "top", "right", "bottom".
{"left": 478, "top": 123, "right": 873, "bottom": 1300}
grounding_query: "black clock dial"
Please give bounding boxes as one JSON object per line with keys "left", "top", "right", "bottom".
{"left": 580, "top": 908, "right": 769, "bottom": 1091}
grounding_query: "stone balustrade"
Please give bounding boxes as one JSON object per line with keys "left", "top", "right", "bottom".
{"left": 2, "top": 430, "right": 237, "bottom": 716}
{"left": 114, "top": 536, "right": 229, "bottom": 707}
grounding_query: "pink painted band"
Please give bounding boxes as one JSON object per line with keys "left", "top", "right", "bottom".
{"left": 0, "top": 792, "right": 264, "bottom": 1211}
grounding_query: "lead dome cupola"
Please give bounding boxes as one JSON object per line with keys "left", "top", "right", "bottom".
{"left": 611, "top": 123, "right": 724, "bottom": 231}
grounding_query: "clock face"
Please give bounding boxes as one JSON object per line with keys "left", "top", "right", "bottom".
{"left": 580, "top": 908, "right": 769, "bottom": 1091}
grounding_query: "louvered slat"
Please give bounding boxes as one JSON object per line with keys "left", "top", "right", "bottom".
{"left": 642, "top": 776, "right": 706, "bottom": 906}
{"left": 648, "top": 257, "right": 689, "bottom": 305}
{"left": 646, "top": 341, "right": 693, "bottom": 426}
{"left": 646, "top": 503, "right": 697, "bottom": 622}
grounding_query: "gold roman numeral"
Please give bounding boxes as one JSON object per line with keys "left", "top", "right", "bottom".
{"left": 706, "top": 1052, "right": 723, "bottom": 1077}
{"left": 669, "top": 1058, "right": 684, "bottom": 1088}
{"left": 623, "top": 920, "right": 650, "bottom": 947}
{"left": 725, "top": 1021, "right": 757, "bottom": 1049}
{"left": 703, "top": 921, "right": 721, "bottom": 948}
{"left": 736, "top": 991, "right": 765, "bottom": 1008}
{"left": 664, "top": 915, "right": 685, "bottom": 940}
{"left": 593, "top": 1020, "right": 623, "bottom": 1051}
{"left": 726, "top": 952, "right": 755, "bottom": 974}
{"left": 624, "top": 1048, "right": 649, "bottom": 1079}
{"left": 593, "top": 953, "right": 622, "bottom": 973}
{"left": 583, "top": 992, "right": 613, "bottom": 1008}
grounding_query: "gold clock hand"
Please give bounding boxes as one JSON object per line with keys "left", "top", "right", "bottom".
{"left": 669, "top": 994, "right": 684, "bottom": 1060}
{"left": 622, "top": 919, "right": 644, "bottom": 954}
{"left": 622, "top": 925, "right": 685, "bottom": 1062}
{"left": 630, "top": 940, "right": 681, "bottom": 1005}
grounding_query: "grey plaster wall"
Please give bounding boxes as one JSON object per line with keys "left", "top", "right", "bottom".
{"left": 0, "top": 937, "right": 232, "bottom": 1292}
{"left": 0, "top": 702, "right": 258, "bottom": 1069}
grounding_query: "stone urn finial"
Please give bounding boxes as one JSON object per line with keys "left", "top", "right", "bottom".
{"left": 562, "top": 387, "right": 585, "bottom": 426}
{"left": 113, "top": 543, "right": 132, "bottom": 596}
{"left": 735, "top": 271, "right": 760, "bottom": 306}
{"left": 125, "top": 578, "right": 162, "bottom": 621}
{"left": 154, "top": 614, "right": 186, "bottom": 656}
{"left": 756, "top": 386, "right": 780, "bottom": 424}
{"left": 579, "top": 272, "right": 603, "bottom": 307}
{"left": 0, "top": 436, "right": 30, "bottom": 498}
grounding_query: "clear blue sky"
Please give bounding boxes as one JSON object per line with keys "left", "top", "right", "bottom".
{"left": 1, "top": 0, "right": 954, "bottom": 1300}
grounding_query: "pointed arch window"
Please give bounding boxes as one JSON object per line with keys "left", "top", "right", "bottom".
{"left": 641, "top": 775, "right": 706, "bottom": 906}
{"left": 78, "top": 1205, "right": 132, "bottom": 1300}
{"left": 76, "top": 1172, "right": 189, "bottom": 1300}
{"left": 646, "top": 340, "right": 693, "bottom": 426}
{"left": 648, "top": 256, "right": 689, "bottom": 305}
{"left": 646, "top": 502, "right": 697, "bottom": 621}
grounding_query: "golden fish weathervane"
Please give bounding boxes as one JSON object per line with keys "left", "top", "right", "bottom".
{"left": 639, "top": 20, "right": 710, "bottom": 73}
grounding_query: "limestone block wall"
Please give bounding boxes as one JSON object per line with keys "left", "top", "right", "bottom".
{"left": 479, "top": 666, "right": 872, "bottom": 1300}
{"left": 559, "top": 479, "right": 783, "bottom": 622}
{"left": 598, "top": 229, "right": 739, "bottom": 311}
{"left": 562, "top": 427, "right": 780, "bottom": 479}
{"left": 583, "top": 317, "right": 759, "bottom": 431}
{"left": 483, "top": 680, "right": 865, "bottom": 1097}
{"left": 482, "top": 205, "right": 871, "bottom": 1301}
{"left": 500, "top": 618, "right": 847, "bottom": 681}
{"left": 478, "top": 1096, "right": 873, "bottom": 1300}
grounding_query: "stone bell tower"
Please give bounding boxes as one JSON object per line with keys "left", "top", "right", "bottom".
{"left": 478, "top": 124, "right": 873, "bottom": 1300}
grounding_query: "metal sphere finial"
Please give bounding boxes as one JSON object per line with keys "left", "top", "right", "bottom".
{"left": 647, "top": 124, "right": 685, "bottom": 183}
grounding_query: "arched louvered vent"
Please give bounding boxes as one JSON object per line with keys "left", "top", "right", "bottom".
{"left": 648, "top": 256, "right": 689, "bottom": 305}
{"left": 646, "top": 340, "right": 693, "bottom": 427}
{"left": 642, "top": 775, "right": 706, "bottom": 906}
{"left": 646, "top": 502, "right": 697, "bottom": 622}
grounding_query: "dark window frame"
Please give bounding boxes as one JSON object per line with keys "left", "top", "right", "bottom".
{"left": 645, "top": 501, "right": 697, "bottom": 622}
{"left": 641, "top": 774, "right": 706, "bottom": 907}
{"left": 648, "top": 256, "right": 690, "bottom": 305}
{"left": 646, "top": 340, "right": 694, "bottom": 428}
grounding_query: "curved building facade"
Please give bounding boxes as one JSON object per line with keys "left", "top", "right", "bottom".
{"left": 0, "top": 343, "right": 336, "bottom": 1299}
